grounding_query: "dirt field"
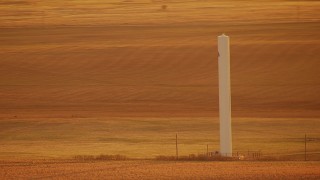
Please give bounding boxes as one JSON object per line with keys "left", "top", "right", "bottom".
{"left": 0, "top": 160, "right": 319, "bottom": 179}
{"left": 0, "top": 0, "right": 320, "bottom": 160}
{"left": 1, "top": 0, "right": 320, "bottom": 118}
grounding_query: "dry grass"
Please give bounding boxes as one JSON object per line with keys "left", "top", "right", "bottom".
{"left": 155, "top": 154, "right": 237, "bottom": 161}
{"left": 74, "top": 154, "right": 128, "bottom": 161}
{"left": 0, "top": 117, "right": 319, "bottom": 159}
{"left": 0, "top": 160, "right": 319, "bottom": 179}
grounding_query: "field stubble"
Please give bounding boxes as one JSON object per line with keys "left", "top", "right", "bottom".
{"left": 0, "top": 160, "right": 319, "bottom": 179}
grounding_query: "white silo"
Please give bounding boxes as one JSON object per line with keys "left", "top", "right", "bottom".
{"left": 218, "top": 34, "right": 232, "bottom": 157}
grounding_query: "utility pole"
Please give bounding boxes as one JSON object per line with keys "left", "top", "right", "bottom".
{"left": 305, "top": 133, "right": 307, "bottom": 161}
{"left": 176, "top": 133, "right": 178, "bottom": 160}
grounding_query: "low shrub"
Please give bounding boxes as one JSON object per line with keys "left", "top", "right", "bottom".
{"left": 73, "top": 154, "right": 128, "bottom": 161}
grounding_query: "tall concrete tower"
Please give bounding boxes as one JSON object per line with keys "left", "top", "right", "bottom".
{"left": 218, "top": 34, "right": 232, "bottom": 157}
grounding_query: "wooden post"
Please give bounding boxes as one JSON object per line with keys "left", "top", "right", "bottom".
{"left": 305, "top": 133, "right": 307, "bottom": 161}
{"left": 176, "top": 133, "right": 178, "bottom": 160}
{"left": 207, "top": 144, "right": 209, "bottom": 157}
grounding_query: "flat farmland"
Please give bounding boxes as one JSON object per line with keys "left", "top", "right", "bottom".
{"left": 0, "top": 117, "right": 319, "bottom": 159}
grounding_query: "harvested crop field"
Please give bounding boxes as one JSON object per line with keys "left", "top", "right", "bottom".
{"left": 0, "top": 160, "right": 319, "bottom": 179}
{"left": 0, "top": 1, "right": 320, "bottom": 179}
{"left": 0, "top": 0, "right": 320, "bottom": 160}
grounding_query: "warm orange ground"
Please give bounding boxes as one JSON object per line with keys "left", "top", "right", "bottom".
{"left": 1, "top": 0, "right": 320, "bottom": 118}
{"left": 0, "top": 0, "right": 320, "bottom": 159}
{"left": 0, "top": 160, "right": 319, "bottom": 179}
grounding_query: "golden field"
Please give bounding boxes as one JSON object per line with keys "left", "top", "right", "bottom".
{"left": 0, "top": 117, "right": 319, "bottom": 159}
{"left": 0, "top": 160, "right": 319, "bottom": 179}
{"left": 1, "top": 0, "right": 320, "bottom": 119}
{"left": 1, "top": 1, "right": 320, "bottom": 179}
{"left": 0, "top": 0, "right": 320, "bottom": 162}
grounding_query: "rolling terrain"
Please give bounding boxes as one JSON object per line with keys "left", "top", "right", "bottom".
{"left": 0, "top": 0, "right": 319, "bottom": 159}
